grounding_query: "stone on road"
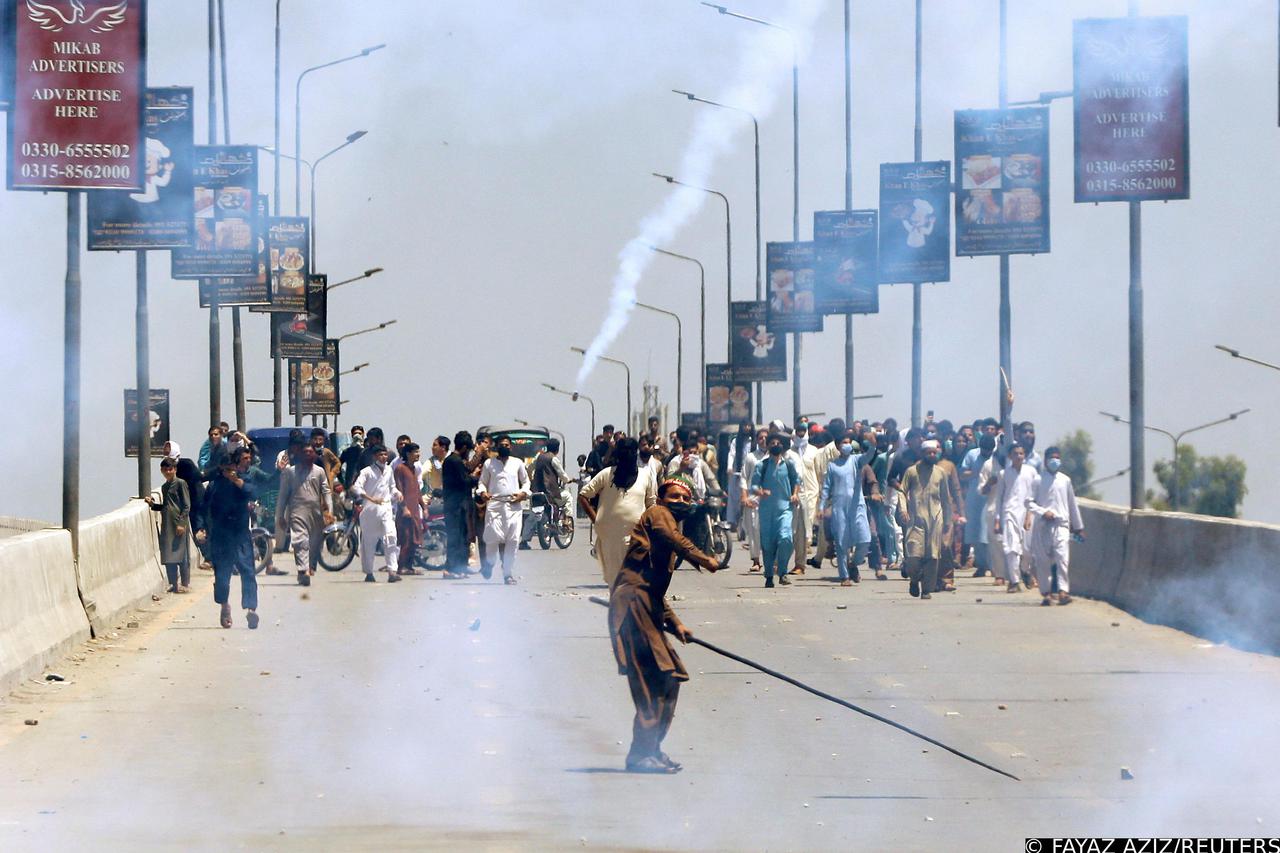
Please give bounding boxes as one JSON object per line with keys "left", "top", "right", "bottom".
{"left": 1, "top": 534, "right": 1277, "bottom": 850}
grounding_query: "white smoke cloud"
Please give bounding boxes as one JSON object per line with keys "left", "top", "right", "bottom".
{"left": 575, "top": 0, "right": 828, "bottom": 387}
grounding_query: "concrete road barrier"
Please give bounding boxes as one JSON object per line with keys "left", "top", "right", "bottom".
{"left": 76, "top": 500, "right": 165, "bottom": 636}
{"left": 0, "top": 528, "right": 90, "bottom": 695}
{"left": 1071, "top": 499, "right": 1131, "bottom": 601}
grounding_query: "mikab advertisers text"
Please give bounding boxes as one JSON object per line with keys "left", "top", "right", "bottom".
{"left": 289, "top": 340, "right": 340, "bottom": 416}
{"left": 879, "top": 161, "right": 951, "bottom": 283}
{"left": 813, "top": 210, "right": 880, "bottom": 315}
{"left": 273, "top": 273, "right": 326, "bottom": 359}
{"left": 205, "top": 195, "right": 271, "bottom": 306}
{"left": 8, "top": 0, "right": 147, "bottom": 191}
{"left": 705, "top": 363, "right": 752, "bottom": 429}
{"left": 124, "top": 387, "right": 169, "bottom": 458}
{"left": 955, "top": 108, "right": 1050, "bottom": 256}
{"left": 171, "top": 145, "right": 258, "bottom": 279}
{"left": 766, "top": 241, "right": 822, "bottom": 333}
{"left": 264, "top": 216, "right": 309, "bottom": 312}
{"left": 88, "top": 87, "right": 194, "bottom": 250}
{"left": 730, "top": 301, "right": 787, "bottom": 383}
{"left": 1073, "top": 15, "right": 1189, "bottom": 203}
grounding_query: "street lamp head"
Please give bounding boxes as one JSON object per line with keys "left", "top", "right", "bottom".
{"left": 651, "top": 172, "right": 675, "bottom": 183}
{"left": 1215, "top": 344, "right": 1240, "bottom": 358}
{"left": 672, "top": 89, "right": 697, "bottom": 100}
{"left": 361, "top": 44, "right": 387, "bottom": 56}
{"left": 363, "top": 267, "right": 383, "bottom": 277}
{"left": 570, "top": 346, "right": 586, "bottom": 355}
{"left": 700, "top": 2, "right": 728, "bottom": 12}
{"left": 346, "top": 130, "right": 368, "bottom": 144}
{"left": 571, "top": 392, "right": 580, "bottom": 402}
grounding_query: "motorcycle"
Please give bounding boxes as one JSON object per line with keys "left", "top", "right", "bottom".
{"left": 250, "top": 503, "right": 273, "bottom": 575}
{"left": 411, "top": 491, "right": 448, "bottom": 569}
{"left": 527, "top": 492, "right": 575, "bottom": 550}
{"left": 319, "top": 497, "right": 363, "bottom": 571}
{"left": 703, "top": 494, "right": 733, "bottom": 569}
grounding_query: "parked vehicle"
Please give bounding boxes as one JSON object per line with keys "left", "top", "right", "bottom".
{"left": 703, "top": 493, "right": 732, "bottom": 568}
{"left": 319, "top": 497, "right": 363, "bottom": 571}
{"left": 528, "top": 492, "right": 575, "bottom": 550}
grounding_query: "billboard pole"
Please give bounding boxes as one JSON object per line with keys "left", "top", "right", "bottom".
{"left": 997, "top": 0, "right": 1013, "bottom": 437}
{"left": 206, "top": 0, "right": 221, "bottom": 428}
{"left": 911, "top": 0, "right": 923, "bottom": 429}
{"left": 273, "top": 0, "right": 283, "bottom": 427}
{"left": 64, "top": 193, "right": 82, "bottom": 559}
{"left": 136, "top": 251, "right": 151, "bottom": 497}
{"left": 216, "top": 0, "right": 247, "bottom": 433}
{"left": 1127, "top": 0, "right": 1145, "bottom": 509}
{"left": 843, "top": 0, "right": 855, "bottom": 425}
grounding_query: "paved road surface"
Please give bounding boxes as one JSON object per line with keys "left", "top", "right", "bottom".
{"left": 2, "top": 528, "right": 1278, "bottom": 850}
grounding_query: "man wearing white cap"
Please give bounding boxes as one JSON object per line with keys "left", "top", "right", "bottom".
{"left": 897, "top": 439, "right": 952, "bottom": 600}
{"left": 1027, "top": 446, "right": 1085, "bottom": 605}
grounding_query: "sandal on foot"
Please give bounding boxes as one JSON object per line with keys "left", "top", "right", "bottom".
{"left": 657, "top": 752, "right": 683, "bottom": 771}
{"left": 626, "top": 756, "right": 678, "bottom": 774}
{"left": 504, "top": 576, "right": 518, "bottom": 585}
{"left": 387, "top": 572, "right": 402, "bottom": 584}
{"left": 219, "top": 603, "right": 232, "bottom": 629}
{"left": 246, "top": 611, "right": 260, "bottom": 629}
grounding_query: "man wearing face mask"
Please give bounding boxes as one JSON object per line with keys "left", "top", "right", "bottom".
{"left": 964, "top": 433, "right": 996, "bottom": 577}
{"left": 723, "top": 421, "right": 754, "bottom": 530}
{"left": 351, "top": 445, "right": 403, "bottom": 584}
{"left": 994, "top": 443, "right": 1038, "bottom": 593}
{"left": 339, "top": 425, "right": 366, "bottom": 491}
{"left": 1027, "top": 447, "right": 1085, "bottom": 605}
{"left": 933, "top": 431, "right": 966, "bottom": 593}
{"left": 609, "top": 475, "right": 721, "bottom": 773}
{"left": 820, "top": 432, "right": 875, "bottom": 585}
{"left": 477, "top": 434, "right": 531, "bottom": 584}
{"left": 897, "top": 439, "right": 953, "bottom": 600}
{"left": 739, "top": 427, "right": 769, "bottom": 572}
{"left": 751, "top": 432, "right": 801, "bottom": 588}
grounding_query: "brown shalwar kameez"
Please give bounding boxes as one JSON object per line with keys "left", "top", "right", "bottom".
{"left": 609, "top": 504, "right": 716, "bottom": 767}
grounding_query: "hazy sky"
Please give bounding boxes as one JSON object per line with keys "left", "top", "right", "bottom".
{"left": 2, "top": 0, "right": 1277, "bottom": 524}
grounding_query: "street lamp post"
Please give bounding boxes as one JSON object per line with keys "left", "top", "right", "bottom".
{"left": 702, "top": 2, "right": 801, "bottom": 420}
{"left": 652, "top": 173, "right": 731, "bottom": 396}
{"left": 328, "top": 267, "right": 384, "bottom": 291}
{"left": 633, "top": 301, "right": 683, "bottom": 416}
{"left": 1100, "top": 409, "right": 1250, "bottom": 511}
{"left": 543, "top": 383, "right": 596, "bottom": 443}
{"left": 571, "top": 346, "right": 630, "bottom": 430}
{"left": 649, "top": 246, "right": 705, "bottom": 417}
{"left": 294, "top": 44, "right": 385, "bottom": 217}
{"left": 336, "top": 319, "right": 397, "bottom": 343}
{"left": 263, "top": 132, "right": 368, "bottom": 268}
{"left": 1215, "top": 344, "right": 1280, "bottom": 373}
{"left": 671, "top": 89, "right": 763, "bottom": 423}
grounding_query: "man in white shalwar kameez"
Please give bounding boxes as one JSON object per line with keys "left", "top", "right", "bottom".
{"left": 739, "top": 428, "right": 768, "bottom": 571}
{"left": 351, "top": 446, "right": 402, "bottom": 584}
{"left": 994, "top": 443, "right": 1038, "bottom": 593}
{"left": 478, "top": 434, "right": 531, "bottom": 585}
{"left": 1027, "top": 446, "right": 1085, "bottom": 605}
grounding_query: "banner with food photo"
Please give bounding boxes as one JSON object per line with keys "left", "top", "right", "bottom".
{"left": 878, "top": 161, "right": 951, "bottom": 283}
{"left": 705, "top": 363, "right": 752, "bottom": 429}
{"left": 1073, "top": 15, "right": 1189, "bottom": 203}
{"left": 88, "top": 88, "right": 195, "bottom": 250}
{"left": 288, "top": 339, "right": 339, "bottom": 416}
{"left": 813, "top": 209, "right": 880, "bottom": 314}
{"left": 273, "top": 273, "right": 326, "bottom": 359}
{"left": 730, "top": 300, "right": 787, "bottom": 383}
{"left": 206, "top": 195, "right": 271, "bottom": 306}
{"left": 954, "top": 108, "right": 1050, "bottom": 256}
{"left": 765, "top": 241, "right": 822, "bottom": 333}
{"left": 124, "top": 388, "right": 169, "bottom": 459}
{"left": 259, "top": 216, "right": 310, "bottom": 313}
{"left": 171, "top": 145, "right": 259, "bottom": 278}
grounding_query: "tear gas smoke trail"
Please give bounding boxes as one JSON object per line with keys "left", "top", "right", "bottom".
{"left": 576, "top": 0, "right": 827, "bottom": 387}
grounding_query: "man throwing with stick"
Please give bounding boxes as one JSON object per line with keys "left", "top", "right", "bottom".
{"left": 608, "top": 474, "right": 722, "bottom": 773}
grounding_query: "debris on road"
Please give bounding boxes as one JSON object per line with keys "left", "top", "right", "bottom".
{"left": 836, "top": 604, "right": 848, "bottom": 610}
{"left": 998, "top": 704, "right": 1008, "bottom": 710}
{"left": 126, "top": 621, "right": 139, "bottom": 629}
{"left": 45, "top": 673, "right": 65, "bottom": 682}
{"left": 259, "top": 671, "right": 271, "bottom": 676}
{"left": 1120, "top": 767, "right": 1134, "bottom": 780}
{"left": 469, "top": 619, "right": 481, "bottom": 631}
{"left": 24, "top": 719, "right": 38, "bottom": 726}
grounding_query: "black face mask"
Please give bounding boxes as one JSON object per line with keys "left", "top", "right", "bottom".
{"left": 639, "top": 450, "right": 652, "bottom": 462}
{"left": 666, "top": 502, "right": 695, "bottom": 521}
{"left": 768, "top": 445, "right": 783, "bottom": 456}
{"left": 497, "top": 447, "right": 511, "bottom": 459}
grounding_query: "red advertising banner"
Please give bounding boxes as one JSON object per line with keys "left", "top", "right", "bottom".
{"left": 7, "top": 0, "right": 146, "bottom": 191}
{"left": 1073, "top": 16, "right": 1189, "bottom": 203}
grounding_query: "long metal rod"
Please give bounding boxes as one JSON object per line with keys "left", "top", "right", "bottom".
{"left": 217, "top": 0, "right": 245, "bottom": 433}
{"left": 910, "top": 0, "right": 923, "bottom": 428}
{"left": 587, "top": 596, "right": 1018, "bottom": 781}
{"left": 64, "top": 193, "right": 82, "bottom": 558}
{"left": 843, "top": 0, "right": 854, "bottom": 425}
{"left": 207, "top": 0, "right": 220, "bottom": 428}
{"left": 997, "top": 0, "right": 1012, "bottom": 438}
{"left": 272, "top": 0, "right": 282, "bottom": 427}
{"left": 136, "top": 251, "right": 150, "bottom": 498}
{"left": 752, "top": 116, "right": 763, "bottom": 425}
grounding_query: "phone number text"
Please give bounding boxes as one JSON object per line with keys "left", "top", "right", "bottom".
{"left": 1083, "top": 158, "right": 1178, "bottom": 175}
{"left": 20, "top": 141, "right": 133, "bottom": 160}
{"left": 18, "top": 162, "right": 133, "bottom": 180}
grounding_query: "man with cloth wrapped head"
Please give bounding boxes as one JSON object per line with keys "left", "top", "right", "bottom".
{"left": 609, "top": 474, "right": 722, "bottom": 773}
